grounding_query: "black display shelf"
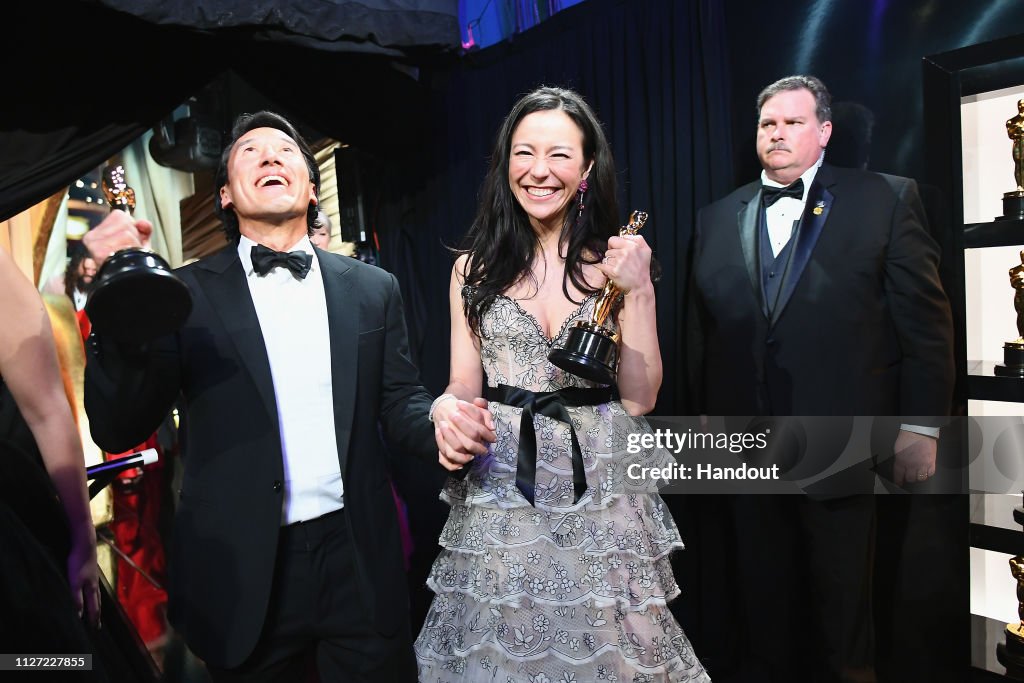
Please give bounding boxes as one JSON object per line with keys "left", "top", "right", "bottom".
{"left": 972, "top": 522, "right": 1024, "bottom": 556}
{"left": 925, "top": 32, "right": 1024, "bottom": 683}
{"left": 968, "top": 361, "right": 1024, "bottom": 403}
{"left": 965, "top": 220, "right": 1024, "bottom": 249}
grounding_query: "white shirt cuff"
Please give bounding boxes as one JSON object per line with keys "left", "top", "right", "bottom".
{"left": 900, "top": 424, "right": 940, "bottom": 439}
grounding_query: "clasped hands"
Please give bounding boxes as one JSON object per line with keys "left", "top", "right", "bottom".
{"left": 433, "top": 397, "right": 496, "bottom": 471}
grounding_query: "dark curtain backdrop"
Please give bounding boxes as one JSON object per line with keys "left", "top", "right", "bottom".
{"left": 383, "top": 0, "right": 735, "bottom": 418}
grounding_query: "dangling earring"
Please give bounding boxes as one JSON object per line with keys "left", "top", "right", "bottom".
{"left": 576, "top": 178, "right": 589, "bottom": 221}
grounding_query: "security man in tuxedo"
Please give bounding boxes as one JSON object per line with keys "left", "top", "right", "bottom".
{"left": 687, "top": 76, "right": 954, "bottom": 681}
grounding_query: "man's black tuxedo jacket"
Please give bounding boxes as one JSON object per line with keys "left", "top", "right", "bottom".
{"left": 85, "top": 244, "right": 436, "bottom": 668}
{"left": 688, "top": 164, "right": 954, "bottom": 417}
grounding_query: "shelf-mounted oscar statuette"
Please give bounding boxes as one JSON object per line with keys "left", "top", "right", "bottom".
{"left": 996, "top": 492, "right": 1024, "bottom": 679}
{"left": 999, "top": 97, "right": 1024, "bottom": 221}
{"left": 996, "top": 251, "right": 1024, "bottom": 377}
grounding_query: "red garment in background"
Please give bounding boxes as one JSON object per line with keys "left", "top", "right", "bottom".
{"left": 105, "top": 433, "right": 169, "bottom": 648}
{"left": 74, "top": 307, "right": 91, "bottom": 342}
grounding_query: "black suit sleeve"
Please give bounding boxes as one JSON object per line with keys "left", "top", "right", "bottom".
{"left": 84, "top": 333, "right": 181, "bottom": 453}
{"left": 883, "top": 177, "right": 955, "bottom": 417}
{"left": 377, "top": 272, "right": 437, "bottom": 465}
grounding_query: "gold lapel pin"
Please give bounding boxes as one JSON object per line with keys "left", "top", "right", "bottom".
{"left": 812, "top": 201, "right": 826, "bottom": 216}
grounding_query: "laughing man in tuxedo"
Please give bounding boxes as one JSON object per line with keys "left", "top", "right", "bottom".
{"left": 83, "top": 111, "right": 495, "bottom": 682}
{"left": 688, "top": 76, "right": 954, "bottom": 681}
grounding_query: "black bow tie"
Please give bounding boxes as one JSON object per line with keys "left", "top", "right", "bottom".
{"left": 250, "top": 244, "right": 313, "bottom": 279}
{"left": 761, "top": 178, "right": 804, "bottom": 207}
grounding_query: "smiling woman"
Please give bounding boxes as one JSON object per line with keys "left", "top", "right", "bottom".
{"left": 413, "top": 85, "right": 710, "bottom": 683}
{"left": 508, "top": 109, "right": 592, "bottom": 235}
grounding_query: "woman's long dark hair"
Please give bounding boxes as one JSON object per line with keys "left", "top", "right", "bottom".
{"left": 458, "top": 86, "right": 619, "bottom": 336}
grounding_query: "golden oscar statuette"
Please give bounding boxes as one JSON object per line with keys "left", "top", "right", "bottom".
{"left": 85, "top": 164, "right": 192, "bottom": 342}
{"left": 1001, "top": 97, "right": 1024, "bottom": 221}
{"left": 548, "top": 210, "right": 648, "bottom": 384}
{"left": 995, "top": 251, "right": 1024, "bottom": 377}
{"left": 996, "top": 495, "right": 1024, "bottom": 679}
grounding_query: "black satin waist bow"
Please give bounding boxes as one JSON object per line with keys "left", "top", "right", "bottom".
{"left": 485, "top": 384, "right": 616, "bottom": 506}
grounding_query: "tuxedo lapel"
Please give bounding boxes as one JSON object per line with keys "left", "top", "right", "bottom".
{"left": 318, "top": 251, "right": 358, "bottom": 477}
{"left": 770, "top": 166, "right": 835, "bottom": 327}
{"left": 736, "top": 187, "right": 768, "bottom": 319}
{"left": 194, "top": 247, "right": 279, "bottom": 429}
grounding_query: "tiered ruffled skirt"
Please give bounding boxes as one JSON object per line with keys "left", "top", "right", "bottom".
{"left": 414, "top": 402, "right": 711, "bottom": 683}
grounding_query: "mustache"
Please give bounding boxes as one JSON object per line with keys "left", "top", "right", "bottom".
{"left": 767, "top": 143, "right": 790, "bottom": 152}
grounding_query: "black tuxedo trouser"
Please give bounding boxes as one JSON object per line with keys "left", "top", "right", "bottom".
{"left": 733, "top": 494, "right": 875, "bottom": 683}
{"left": 205, "top": 509, "right": 416, "bottom": 683}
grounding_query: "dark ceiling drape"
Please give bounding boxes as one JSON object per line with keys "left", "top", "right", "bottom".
{"left": 0, "top": 0, "right": 457, "bottom": 225}
{"left": 1, "top": 4, "right": 222, "bottom": 225}
{"left": 94, "top": 0, "right": 459, "bottom": 55}
{"left": 379, "top": 0, "right": 735, "bottom": 416}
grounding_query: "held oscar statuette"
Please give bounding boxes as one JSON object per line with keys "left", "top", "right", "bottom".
{"left": 85, "top": 164, "right": 193, "bottom": 342}
{"left": 548, "top": 210, "right": 648, "bottom": 385}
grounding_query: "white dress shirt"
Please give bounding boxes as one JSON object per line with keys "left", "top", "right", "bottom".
{"left": 73, "top": 288, "right": 88, "bottom": 312}
{"left": 238, "top": 235, "right": 343, "bottom": 524}
{"left": 760, "top": 157, "right": 822, "bottom": 257}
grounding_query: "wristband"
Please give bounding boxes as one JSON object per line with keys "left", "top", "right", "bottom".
{"left": 428, "top": 393, "right": 457, "bottom": 423}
